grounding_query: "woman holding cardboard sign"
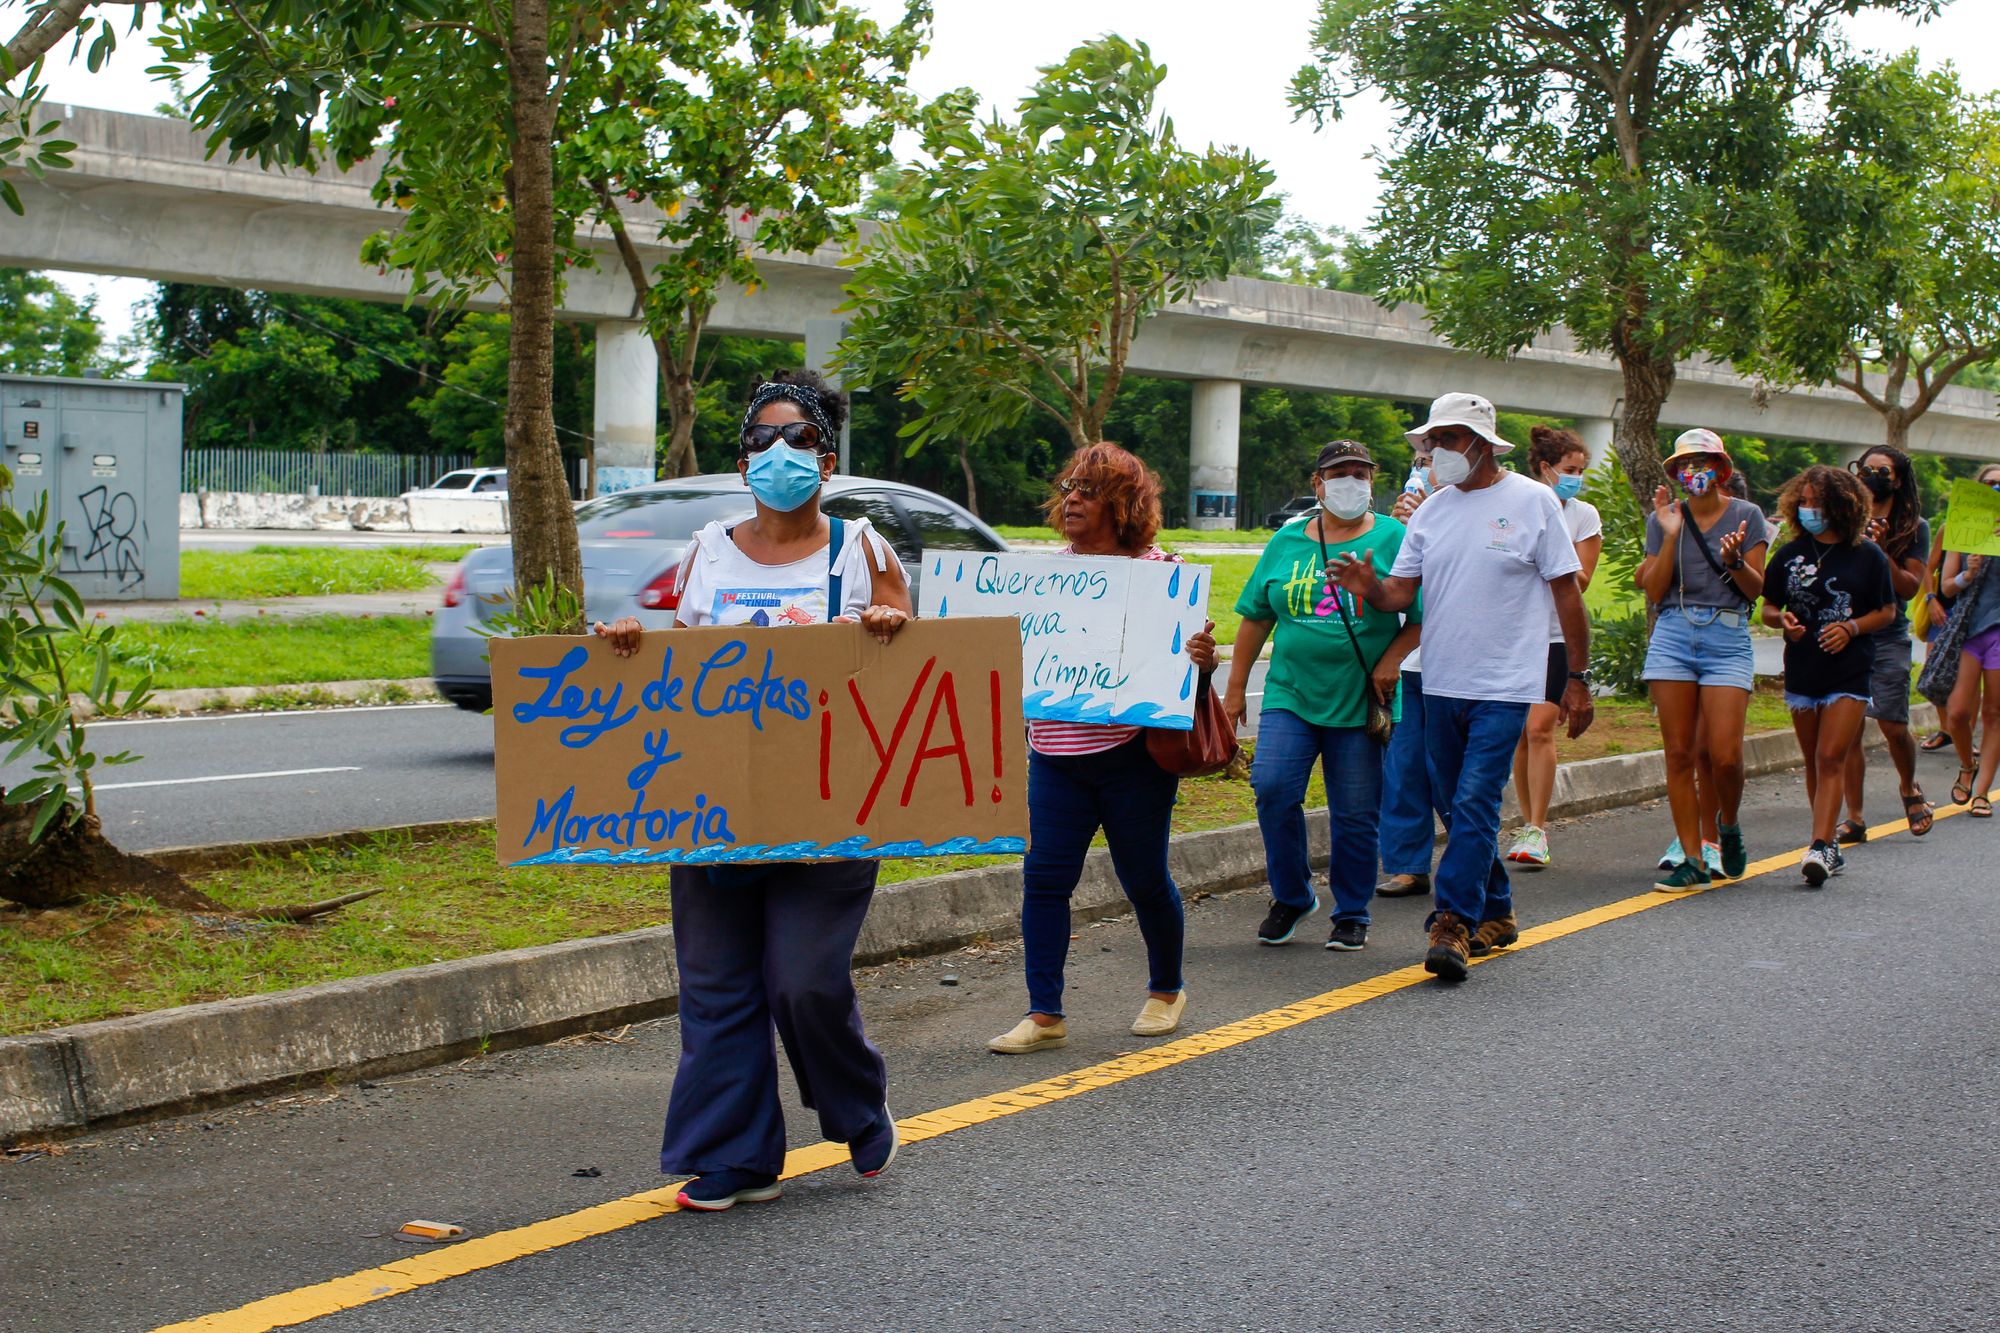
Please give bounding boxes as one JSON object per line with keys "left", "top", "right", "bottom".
{"left": 594, "top": 370, "right": 912, "bottom": 1213}
{"left": 987, "top": 443, "right": 1218, "bottom": 1055}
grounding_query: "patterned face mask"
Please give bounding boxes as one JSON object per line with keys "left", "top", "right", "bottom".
{"left": 1679, "top": 468, "right": 1716, "bottom": 497}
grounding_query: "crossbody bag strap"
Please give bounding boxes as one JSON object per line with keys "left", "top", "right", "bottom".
{"left": 1680, "top": 501, "right": 1753, "bottom": 608}
{"left": 825, "top": 516, "right": 847, "bottom": 620}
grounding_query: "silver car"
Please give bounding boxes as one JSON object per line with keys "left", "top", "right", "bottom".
{"left": 431, "top": 474, "right": 1009, "bottom": 710}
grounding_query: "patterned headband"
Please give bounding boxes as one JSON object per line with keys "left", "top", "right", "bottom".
{"left": 740, "top": 381, "right": 835, "bottom": 448}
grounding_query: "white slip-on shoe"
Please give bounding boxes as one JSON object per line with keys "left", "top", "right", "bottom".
{"left": 987, "top": 1016, "right": 1068, "bottom": 1054}
{"left": 1131, "top": 990, "right": 1186, "bottom": 1038}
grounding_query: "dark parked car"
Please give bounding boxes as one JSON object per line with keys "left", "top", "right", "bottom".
{"left": 1264, "top": 495, "right": 1317, "bottom": 528}
{"left": 431, "top": 474, "right": 1008, "bottom": 711}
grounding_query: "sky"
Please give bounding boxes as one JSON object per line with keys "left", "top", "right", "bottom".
{"left": 23, "top": 0, "right": 2000, "bottom": 348}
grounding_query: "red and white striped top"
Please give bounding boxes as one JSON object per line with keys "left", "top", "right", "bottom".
{"left": 1027, "top": 546, "right": 1182, "bottom": 757}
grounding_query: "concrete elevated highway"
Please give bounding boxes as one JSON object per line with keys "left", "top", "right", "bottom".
{"left": 5, "top": 104, "right": 1996, "bottom": 518}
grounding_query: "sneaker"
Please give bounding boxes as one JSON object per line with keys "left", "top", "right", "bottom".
{"left": 1801, "top": 842, "right": 1832, "bottom": 888}
{"left": 1467, "top": 913, "right": 1519, "bottom": 957}
{"left": 1424, "top": 912, "right": 1470, "bottom": 983}
{"left": 1325, "top": 920, "right": 1368, "bottom": 951}
{"left": 1505, "top": 825, "right": 1550, "bottom": 869}
{"left": 1658, "top": 837, "right": 1684, "bottom": 871}
{"left": 987, "top": 1016, "right": 1068, "bottom": 1054}
{"left": 1702, "top": 841, "right": 1723, "bottom": 877}
{"left": 1257, "top": 895, "right": 1317, "bottom": 945}
{"left": 1131, "top": 990, "right": 1186, "bottom": 1037}
{"left": 1718, "top": 822, "right": 1748, "bottom": 879}
{"left": 1376, "top": 873, "right": 1431, "bottom": 898}
{"left": 677, "top": 1170, "right": 782, "bottom": 1212}
{"left": 850, "top": 1104, "right": 898, "bottom": 1178}
{"left": 1831, "top": 845, "right": 1846, "bottom": 876}
{"left": 1655, "top": 859, "right": 1712, "bottom": 892}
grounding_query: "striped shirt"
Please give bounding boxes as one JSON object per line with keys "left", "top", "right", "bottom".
{"left": 1026, "top": 546, "right": 1182, "bottom": 757}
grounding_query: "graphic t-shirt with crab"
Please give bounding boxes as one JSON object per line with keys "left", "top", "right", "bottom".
{"left": 1763, "top": 534, "right": 1895, "bottom": 700}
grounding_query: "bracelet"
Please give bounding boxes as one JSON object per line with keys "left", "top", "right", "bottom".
{"left": 1725, "top": 557, "right": 1746, "bottom": 572}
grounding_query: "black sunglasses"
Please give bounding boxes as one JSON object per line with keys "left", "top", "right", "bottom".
{"left": 1848, "top": 461, "right": 1894, "bottom": 479}
{"left": 741, "top": 421, "right": 824, "bottom": 452}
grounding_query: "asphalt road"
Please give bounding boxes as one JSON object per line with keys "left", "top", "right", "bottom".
{"left": 6, "top": 663, "right": 1274, "bottom": 853}
{"left": 3, "top": 754, "right": 1993, "bottom": 1333}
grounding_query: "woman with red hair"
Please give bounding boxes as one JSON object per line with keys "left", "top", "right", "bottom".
{"left": 988, "top": 443, "right": 1218, "bottom": 1054}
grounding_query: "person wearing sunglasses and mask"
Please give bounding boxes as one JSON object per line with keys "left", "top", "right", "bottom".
{"left": 1635, "top": 429, "right": 1769, "bottom": 890}
{"left": 1503, "top": 425, "right": 1602, "bottom": 870}
{"left": 592, "top": 369, "right": 911, "bottom": 1213}
{"left": 1224, "top": 440, "right": 1420, "bottom": 952}
{"left": 1836, "top": 447, "right": 1933, "bottom": 839}
{"left": 988, "top": 443, "right": 1217, "bottom": 1054}
{"left": 1331, "top": 392, "right": 1593, "bottom": 984}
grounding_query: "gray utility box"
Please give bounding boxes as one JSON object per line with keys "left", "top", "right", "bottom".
{"left": 2, "top": 374, "right": 186, "bottom": 601}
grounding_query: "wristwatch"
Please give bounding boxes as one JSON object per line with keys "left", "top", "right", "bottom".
{"left": 1724, "top": 556, "right": 1746, "bottom": 571}
{"left": 1566, "top": 670, "right": 1591, "bottom": 683}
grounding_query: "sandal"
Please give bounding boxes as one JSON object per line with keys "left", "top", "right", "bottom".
{"left": 1903, "top": 788, "right": 1933, "bottom": 837}
{"left": 1834, "top": 818, "right": 1868, "bottom": 846}
{"left": 1973, "top": 795, "right": 1994, "bottom": 819}
{"left": 1920, "top": 731, "right": 1953, "bottom": 752}
{"left": 1953, "top": 767, "right": 1978, "bottom": 806}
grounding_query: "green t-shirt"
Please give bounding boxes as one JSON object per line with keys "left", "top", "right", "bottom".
{"left": 1234, "top": 512, "right": 1408, "bottom": 730}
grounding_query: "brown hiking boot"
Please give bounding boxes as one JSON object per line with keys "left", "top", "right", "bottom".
{"left": 1424, "top": 912, "right": 1470, "bottom": 982}
{"left": 1467, "top": 913, "right": 1519, "bottom": 958}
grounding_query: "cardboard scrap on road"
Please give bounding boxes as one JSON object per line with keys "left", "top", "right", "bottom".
{"left": 489, "top": 618, "right": 1029, "bottom": 867}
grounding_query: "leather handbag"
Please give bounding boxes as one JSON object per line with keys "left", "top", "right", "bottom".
{"left": 1146, "top": 672, "right": 1239, "bottom": 778}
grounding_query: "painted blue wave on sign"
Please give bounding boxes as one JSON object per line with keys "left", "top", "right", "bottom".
{"left": 1022, "top": 690, "right": 1193, "bottom": 730}
{"left": 516, "top": 835, "right": 1030, "bottom": 867}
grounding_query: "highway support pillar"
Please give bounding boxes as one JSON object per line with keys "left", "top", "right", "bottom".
{"left": 1189, "top": 379, "right": 1242, "bottom": 530}
{"left": 1577, "top": 415, "right": 1615, "bottom": 471}
{"left": 593, "top": 321, "right": 659, "bottom": 495}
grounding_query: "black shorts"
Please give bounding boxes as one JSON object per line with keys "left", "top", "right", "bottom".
{"left": 1542, "top": 642, "right": 1567, "bottom": 706}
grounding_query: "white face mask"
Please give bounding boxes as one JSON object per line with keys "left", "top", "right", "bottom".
{"left": 1430, "top": 443, "right": 1478, "bottom": 487}
{"left": 1319, "top": 476, "right": 1373, "bottom": 521}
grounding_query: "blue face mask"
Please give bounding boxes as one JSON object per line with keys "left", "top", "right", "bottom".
{"left": 1553, "top": 473, "right": 1585, "bottom": 502}
{"left": 1798, "top": 506, "right": 1827, "bottom": 535}
{"left": 744, "top": 442, "right": 824, "bottom": 513}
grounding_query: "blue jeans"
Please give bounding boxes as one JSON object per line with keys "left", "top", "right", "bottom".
{"left": 1423, "top": 693, "right": 1530, "bottom": 926}
{"left": 1023, "top": 737, "right": 1184, "bottom": 1016}
{"left": 1380, "top": 669, "right": 1445, "bottom": 876}
{"left": 1253, "top": 707, "right": 1381, "bottom": 924}
{"left": 661, "top": 859, "right": 886, "bottom": 1178}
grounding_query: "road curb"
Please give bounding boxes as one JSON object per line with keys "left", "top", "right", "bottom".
{"left": 0, "top": 703, "right": 1936, "bottom": 1142}
{"left": 75, "top": 677, "right": 443, "bottom": 719}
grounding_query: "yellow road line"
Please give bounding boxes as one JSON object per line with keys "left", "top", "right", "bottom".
{"left": 155, "top": 792, "right": 1993, "bottom": 1333}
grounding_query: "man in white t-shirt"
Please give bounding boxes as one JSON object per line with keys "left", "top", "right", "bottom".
{"left": 1332, "top": 392, "right": 1593, "bottom": 983}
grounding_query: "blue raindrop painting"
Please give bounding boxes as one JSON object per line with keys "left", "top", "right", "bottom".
{"left": 1189, "top": 575, "right": 1202, "bottom": 607}
{"left": 1180, "top": 664, "right": 1194, "bottom": 699}
{"left": 1171, "top": 623, "right": 1182, "bottom": 654}
{"left": 1167, "top": 566, "right": 1182, "bottom": 598}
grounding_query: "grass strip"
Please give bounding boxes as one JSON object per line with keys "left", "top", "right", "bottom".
{"left": 179, "top": 545, "right": 471, "bottom": 601}
{"left": 111, "top": 615, "right": 434, "bottom": 691}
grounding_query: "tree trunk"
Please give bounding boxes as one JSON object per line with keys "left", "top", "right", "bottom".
{"left": 1612, "top": 353, "right": 1675, "bottom": 510}
{"left": 503, "top": 0, "right": 583, "bottom": 622}
{"left": 1882, "top": 408, "right": 1911, "bottom": 454}
{"left": 658, "top": 346, "right": 700, "bottom": 478}
{"left": 955, "top": 440, "right": 980, "bottom": 517}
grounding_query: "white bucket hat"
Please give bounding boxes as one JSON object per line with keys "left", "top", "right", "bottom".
{"left": 1405, "top": 392, "right": 1517, "bottom": 456}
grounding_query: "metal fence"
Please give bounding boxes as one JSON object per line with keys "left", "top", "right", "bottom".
{"left": 181, "top": 449, "right": 478, "bottom": 498}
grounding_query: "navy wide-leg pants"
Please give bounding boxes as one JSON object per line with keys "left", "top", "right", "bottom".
{"left": 660, "top": 859, "right": 886, "bottom": 1178}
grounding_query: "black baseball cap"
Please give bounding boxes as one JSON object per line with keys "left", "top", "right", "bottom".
{"left": 1313, "top": 439, "right": 1377, "bottom": 472}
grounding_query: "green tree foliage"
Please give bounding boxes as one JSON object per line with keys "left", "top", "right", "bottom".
{"left": 838, "top": 36, "right": 1279, "bottom": 455}
{"left": 576, "top": 1, "right": 929, "bottom": 477}
{"left": 1244, "top": 214, "right": 1366, "bottom": 292}
{"left": 0, "top": 267, "right": 111, "bottom": 375}
{"left": 408, "top": 313, "right": 595, "bottom": 468}
{"left": 1292, "top": 0, "right": 1941, "bottom": 506}
{"left": 1761, "top": 53, "right": 2000, "bottom": 452}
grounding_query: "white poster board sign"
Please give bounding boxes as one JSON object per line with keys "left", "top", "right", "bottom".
{"left": 918, "top": 549, "right": 1211, "bottom": 730}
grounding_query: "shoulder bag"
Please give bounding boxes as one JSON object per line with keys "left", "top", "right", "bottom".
{"left": 1918, "top": 557, "right": 1989, "bottom": 709}
{"left": 1677, "top": 501, "right": 1754, "bottom": 609}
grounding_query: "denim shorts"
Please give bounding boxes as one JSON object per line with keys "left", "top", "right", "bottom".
{"left": 1785, "top": 691, "right": 1871, "bottom": 713}
{"left": 1643, "top": 605, "right": 1756, "bottom": 692}
{"left": 1865, "top": 630, "right": 1914, "bottom": 724}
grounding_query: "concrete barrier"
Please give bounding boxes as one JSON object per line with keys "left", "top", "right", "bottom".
{"left": 179, "top": 491, "right": 512, "bottom": 533}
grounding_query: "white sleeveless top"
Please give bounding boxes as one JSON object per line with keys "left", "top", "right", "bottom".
{"left": 674, "top": 517, "right": 893, "bottom": 628}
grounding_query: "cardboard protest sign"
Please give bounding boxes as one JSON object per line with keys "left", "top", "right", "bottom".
{"left": 916, "top": 550, "right": 1212, "bottom": 730}
{"left": 490, "top": 618, "right": 1027, "bottom": 867}
{"left": 1941, "top": 477, "right": 2000, "bottom": 557}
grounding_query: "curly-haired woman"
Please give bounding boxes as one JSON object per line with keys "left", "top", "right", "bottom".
{"left": 1761, "top": 465, "right": 1897, "bottom": 885}
{"left": 595, "top": 369, "right": 913, "bottom": 1211}
{"left": 988, "top": 443, "right": 1216, "bottom": 1054}
{"left": 1838, "top": 446, "right": 1933, "bottom": 839}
